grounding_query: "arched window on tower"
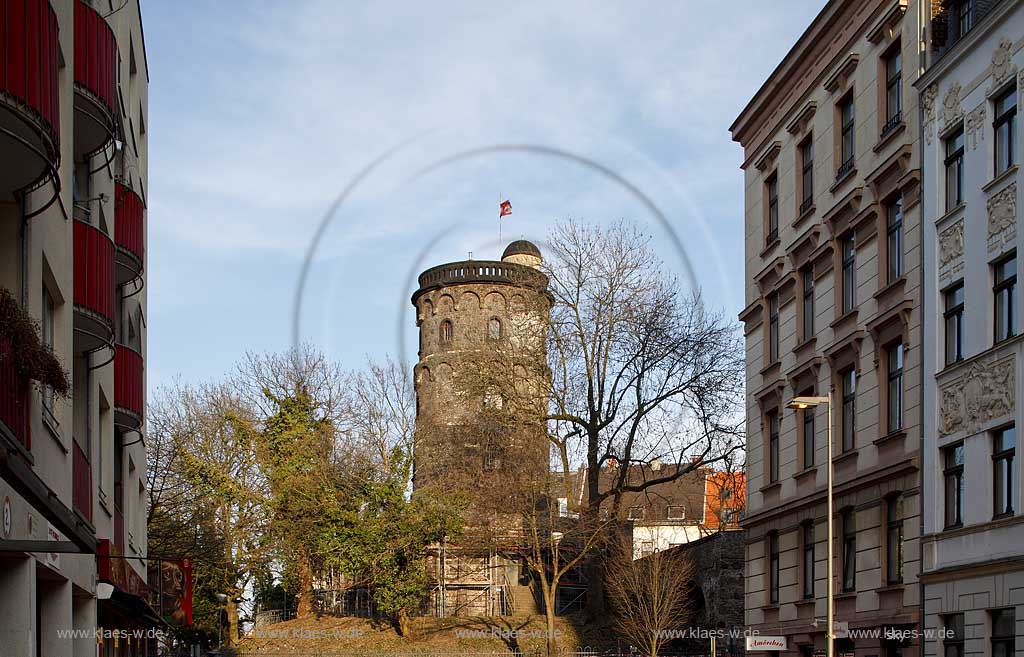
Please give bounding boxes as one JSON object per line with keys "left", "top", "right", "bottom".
{"left": 440, "top": 320, "right": 453, "bottom": 344}
{"left": 488, "top": 317, "right": 502, "bottom": 340}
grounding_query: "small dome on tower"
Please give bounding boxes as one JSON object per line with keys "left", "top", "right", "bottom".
{"left": 502, "top": 239, "right": 542, "bottom": 260}
{"left": 501, "top": 240, "right": 543, "bottom": 270}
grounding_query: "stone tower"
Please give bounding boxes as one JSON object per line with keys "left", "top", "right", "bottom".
{"left": 411, "top": 240, "right": 551, "bottom": 499}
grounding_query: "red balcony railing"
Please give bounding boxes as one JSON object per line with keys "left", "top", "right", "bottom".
{"left": 114, "top": 344, "right": 143, "bottom": 423}
{"left": 72, "top": 439, "right": 92, "bottom": 523}
{"left": 73, "top": 0, "right": 117, "bottom": 118}
{"left": 73, "top": 219, "right": 115, "bottom": 329}
{"left": 0, "top": 337, "right": 30, "bottom": 450}
{"left": 114, "top": 183, "right": 144, "bottom": 279}
{"left": 0, "top": 0, "right": 60, "bottom": 141}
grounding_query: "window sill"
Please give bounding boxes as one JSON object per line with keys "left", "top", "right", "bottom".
{"left": 760, "top": 236, "right": 781, "bottom": 259}
{"left": 794, "top": 597, "right": 816, "bottom": 607}
{"left": 835, "top": 591, "right": 857, "bottom": 600}
{"left": 876, "top": 583, "right": 904, "bottom": 593}
{"left": 873, "top": 429, "right": 906, "bottom": 446}
{"left": 873, "top": 275, "right": 906, "bottom": 302}
{"left": 874, "top": 121, "right": 906, "bottom": 153}
{"left": 760, "top": 360, "right": 782, "bottom": 378}
{"left": 833, "top": 448, "right": 859, "bottom": 466}
{"left": 42, "top": 408, "right": 62, "bottom": 448}
{"left": 794, "top": 336, "right": 817, "bottom": 355}
{"left": 98, "top": 489, "right": 112, "bottom": 518}
{"left": 793, "top": 202, "right": 816, "bottom": 229}
{"left": 982, "top": 164, "right": 1019, "bottom": 194}
{"left": 793, "top": 466, "right": 818, "bottom": 481}
{"left": 760, "top": 603, "right": 780, "bottom": 611}
{"left": 760, "top": 481, "right": 782, "bottom": 495}
{"left": 935, "top": 202, "right": 965, "bottom": 228}
{"left": 831, "top": 165, "right": 857, "bottom": 193}
{"left": 830, "top": 309, "right": 859, "bottom": 331}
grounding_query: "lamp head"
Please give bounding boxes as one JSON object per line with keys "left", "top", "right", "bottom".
{"left": 787, "top": 395, "right": 830, "bottom": 410}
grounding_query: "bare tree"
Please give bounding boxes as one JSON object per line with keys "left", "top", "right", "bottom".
{"left": 518, "top": 472, "right": 610, "bottom": 657}
{"left": 342, "top": 356, "right": 416, "bottom": 479}
{"left": 605, "top": 533, "right": 695, "bottom": 657}
{"left": 543, "top": 219, "right": 744, "bottom": 518}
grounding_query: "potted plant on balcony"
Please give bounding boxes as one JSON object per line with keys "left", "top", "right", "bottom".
{"left": 0, "top": 287, "right": 69, "bottom": 396}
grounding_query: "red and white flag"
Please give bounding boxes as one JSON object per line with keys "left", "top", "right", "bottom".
{"left": 499, "top": 200, "right": 512, "bottom": 218}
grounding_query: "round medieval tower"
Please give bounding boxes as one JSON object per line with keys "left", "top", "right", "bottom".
{"left": 411, "top": 240, "right": 551, "bottom": 499}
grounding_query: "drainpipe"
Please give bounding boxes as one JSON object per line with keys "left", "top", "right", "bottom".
{"left": 19, "top": 194, "right": 29, "bottom": 305}
{"left": 917, "top": 55, "right": 927, "bottom": 657}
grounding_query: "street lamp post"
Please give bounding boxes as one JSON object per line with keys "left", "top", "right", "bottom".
{"left": 788, "top": 394, "right": 833, "bottom": 657}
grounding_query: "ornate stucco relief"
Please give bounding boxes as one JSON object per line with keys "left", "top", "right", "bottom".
{"left": 966, "top": 104, "right": 986, "bottom": 149}
{"left": 988, "top": 38, "right": 1017, "bottom": 93}
{"left": 923, "top": 85, "right": 938, "bottom": 145}
{"left": 942, "top": 82, "right": 963, "bottom": 131}
{"left": 940, "top": 355, "right": 1015, "bottom": 436}
{"left": 987, "top": 182, "right": 1018, "bottom": 255}
{"left": 938, "top": 220, "right": 964, "bottom": 282}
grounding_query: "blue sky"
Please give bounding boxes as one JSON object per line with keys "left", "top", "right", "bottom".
{"left": 143, "top": 1, "right": 825, "bottom": 390}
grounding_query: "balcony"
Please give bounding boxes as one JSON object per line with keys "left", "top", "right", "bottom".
{"left": 73, "top": 219, "right": 115, "bottom": 352}
{"left": 114, "top": 344, "right": 143, "bottom": 429}
{"left": 72, "top": 439, "right": 92, "bottom": 523}
{"left": 73, "top": 0, "right": 117, "bottom": 160}
{"left": 0, "top": 337, "right": 30, "bottom": 451}
{"left": 0, "top": 0, "right": 60, "bottom": 198}
{"left": 115, "top": 183, "right": 144, "bottom": 283}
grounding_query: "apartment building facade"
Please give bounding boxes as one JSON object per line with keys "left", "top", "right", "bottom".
{"left": 918, "top": 1, "right": 1024, "bottom": 656}
{"left": 731, "top": 1, "right": 925, "bottom": 654}
{"left": 0, "top": 1, "right": 151, "bottom": 655}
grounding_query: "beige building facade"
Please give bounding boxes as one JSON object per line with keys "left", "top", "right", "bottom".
{"left": 0, "top": 1, "right": 151, "bottom": 655}
{"left": 918, "top": 1, "right": 1024, "bottom": 656}
{"left": 732, "top": 1, "right": 926, "bottom": 654}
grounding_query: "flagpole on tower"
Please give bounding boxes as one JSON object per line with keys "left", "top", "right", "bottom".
{"left": 498, "top": 196, "right": 512, "bottom": 245}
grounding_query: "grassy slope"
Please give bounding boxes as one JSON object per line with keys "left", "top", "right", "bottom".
{"left": 236, "top": 614, "right": 613, "bottom": 654}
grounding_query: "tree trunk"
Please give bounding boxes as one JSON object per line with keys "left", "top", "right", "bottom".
{"left": 543, "top": 587, "right": 558, "bottom": 657}
{"left": 296, "top": 549, "right": 315, "bottom": 618}
{"left": 226, "top": 593, "right": 240, "bottom": 647}
{"left": 396, "top": 608, "right": 412, "bottom": 638}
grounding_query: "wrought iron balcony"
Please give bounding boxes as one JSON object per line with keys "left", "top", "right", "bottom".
{"left": 73, "top": 218, "right": 115, "bottom": 352}
{"left": 0, "top": 0, "right": 60, "bottom": 197}
{"left": 799, "top": 195, "right": 814, "bottom": 216}
{"left": 73, "top": 0, "right": 117, "bottom": 159}
{"left": 114, "top": 344, "right": 143, "bottom": 429}
{"left": 881, "top": 111, "right": 903, "bottom": 139}
{"left": 836, "top": 157, "right": 855, "bottom": 182}
{"left": 115, "top": 183, "right": 145, "bottom": 283}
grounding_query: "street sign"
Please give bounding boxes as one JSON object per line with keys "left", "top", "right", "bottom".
{"left": 746, "top": 636, "right": 788, "bottom": 651}
{"left": 834, "top": 621, "right": 850, "bottom": 638}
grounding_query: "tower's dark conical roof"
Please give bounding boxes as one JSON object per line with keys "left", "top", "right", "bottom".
{"left": 502, "top": 239, "right": 542, "bottom": 259}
